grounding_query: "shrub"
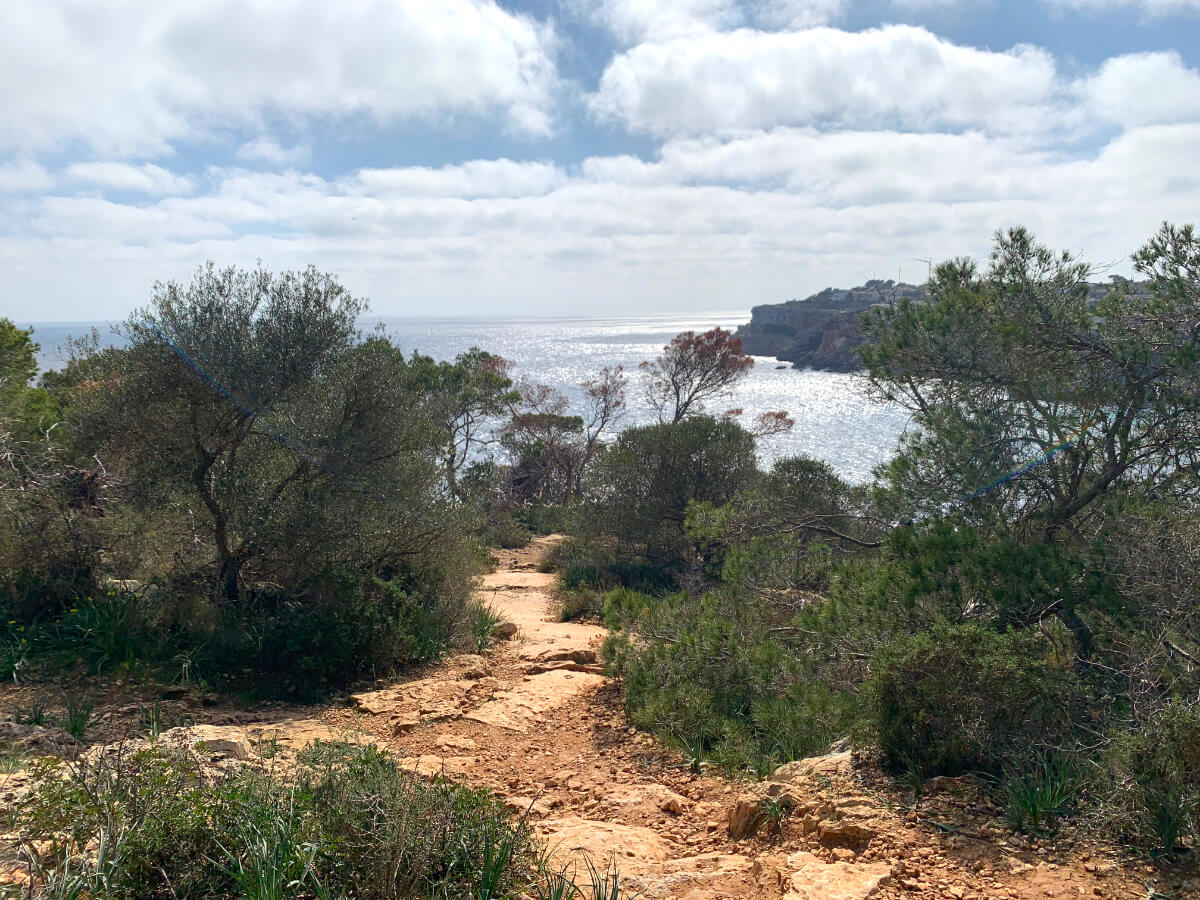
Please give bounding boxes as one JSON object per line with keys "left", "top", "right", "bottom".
{"left": 580, "top": 417, "right": 758, "bottom": 571}
{"left": 219, "top": 569, "right": 457, "bottom": 697}
{"left": 479, "top": 512, "right": 533, "bottom": 550}
{"left": 297, "top": 741, "right": 535, "bottom": 900}
{"left": 603, "top": 586, "right": 861, "bottom": 777}
{"left": 558, "top": 588, "right": 603, "bottom": 622}
{"left": 868, "top": 623, "right": 1084, "bottom": 778}
{"left": 21, "top": 740, "right": 538, "bottom": 899}
{"left": 1099, "top": 699, "right": 1200, "bottom": 854}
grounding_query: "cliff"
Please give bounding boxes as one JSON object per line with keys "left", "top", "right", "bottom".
{"left": 735, "top": 280, "right": 926, "bottom": 372}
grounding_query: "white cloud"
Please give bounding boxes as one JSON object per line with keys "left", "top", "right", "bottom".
{"left": 754, "top": 0, "right": 848, "bottom": 28}
{"left": 235, "top": 138, "right": 311, "bottom": 168}
{"left": 1077, "top": 51, "right": 1200, "bottom": 127}
{"left": 0, "top": 160, "right": 54, "bottom": 192}
{"left": 352, "top": 160, "right": 567, "bottom": 199}
{"left": 589, "top": 25, "right": 1061, "bottom": 136}
{"left": 7, "top": 119, "right": 1199, "bottom": 319}
{"left": 571, "top": 0, "right": 741, "bottom": 43}
{"left": 573, "top": 0, "right": 847, "bottom": 43}
{"left": 64, "top": 162, "right": 193, "bottom": 195}
{"left": 0, "top": 0, "right": 560, "bottom": 156}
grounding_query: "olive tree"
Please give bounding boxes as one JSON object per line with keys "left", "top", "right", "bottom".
{"left": 77, "top": 263, "right": 462, "bottom": 608}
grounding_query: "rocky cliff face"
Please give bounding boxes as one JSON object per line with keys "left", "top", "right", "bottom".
{"left": 735, "top": 280, "right": 926, "bottom": 372}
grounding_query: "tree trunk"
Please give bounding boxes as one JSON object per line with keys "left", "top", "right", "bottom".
{"left": 218, "top": 553, "right": 241, "bottom": 606}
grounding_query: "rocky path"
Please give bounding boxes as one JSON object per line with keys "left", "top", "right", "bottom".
{"left": 1, "top": 536, "right": 1152, "bottom": 898}
{"left": 331, "top": 536, "right": 772, "bottom": 898}
{"left": 320, "top": 536, "right": 1145, "bottom": 900}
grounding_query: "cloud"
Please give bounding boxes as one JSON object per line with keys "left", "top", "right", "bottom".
{"left": 64, "top": 162, "right": 193, "bottom": 195}
{"left": 571, "top": 0, "right": 846, "bottom": 44}
{"left": 0, "top": 0, "right": 561, "bottom": 156}
{"left": 8, "top": 118, "right": 1199, "bottom": 319}
{"left": 235, "top": 138, "right": 311, "bottom": 168}
{"left": 0, "top": 160, "right": 54, "bottom": 193}
{"left": 570, "top": 0, "right": 742, "bottom": 43}
{"left": 351, "top": 160, "right": 567, "bottom": 199}
{"left": 589, "top": 25, "right": 1061, "bottom": 136}
{"left": 753, "top": 0, "right": 848, "bottom": 27}
{"left": 1077, "top": 52, "right": 1200, "bottom": 127}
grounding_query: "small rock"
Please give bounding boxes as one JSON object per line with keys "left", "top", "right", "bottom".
{"left": 391, "top": 716, "right": 420, "bottom": 736}
{"left": 435, "top": 734, "right": 477, "bottom": 751}
{"left": 728, "top": 798, "right": 766, "bottom": 840}
{"left": 659, "top": 795, "right": 686, "bottom": 816}
{"left": 772, "top": 749, "right": 854, "bottom": 781}
{"left": 162, "top": 724, "right": 251, "bottom": 760}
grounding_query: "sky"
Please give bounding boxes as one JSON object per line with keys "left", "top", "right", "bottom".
{"left": 1, "top": 0, "right": 1198, "bottom": 321}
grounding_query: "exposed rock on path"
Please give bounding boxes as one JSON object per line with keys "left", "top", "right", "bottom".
{"left": 322, "top": 536, "right": 1143, "bottom": 899}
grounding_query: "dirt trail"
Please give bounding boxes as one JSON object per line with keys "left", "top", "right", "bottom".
{"left": 336, "top": 536, "right": 770, "bottom": 898}
{"left": 1, "top": 536, "right": 1153, "bottom": 898}
{"left": 321, "top": 536, "right": 1147, "bottom": 900}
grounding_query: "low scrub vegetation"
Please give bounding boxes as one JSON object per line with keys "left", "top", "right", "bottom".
{"left": 566, "top": 224, "right": 1200, "bottom": 860}
{"left": 2, "top": 222, "right": 1199, "bottom": 876}
{"left": 17, "top": 740, "right": 538, "bottom": 899}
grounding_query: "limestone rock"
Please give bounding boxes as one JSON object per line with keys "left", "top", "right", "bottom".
{"left": 538, "top": 818, "right": 671, "bottom": 865}
{"left": 435, "top": 734, "right": 477, "bottom": 752}
{"left": 817, "top": 818, "right": 877, "bottom": 850}
{"left": 727, "top": 798, "right": 766, "bottom": 840}
{"left": 0, "top": 720, "right": 72, "bottom": 752}
{"left": 771, "top": 749, "right": 853, "bottom": 781}
{"left": 784, "top": 851, "right": 893, "bottom": 900}
{"left": 162, "top": 724, "right": 252, "bottom": 760}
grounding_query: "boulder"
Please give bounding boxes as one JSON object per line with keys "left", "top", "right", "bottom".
{"left": 771, "top": 749, "right": 854, "bottom": 781}
{"left": 162, "top": 724, "right": 252, "bottom": 760}
{"left": 784, "top": 851, "right": 893, "bottom": 900}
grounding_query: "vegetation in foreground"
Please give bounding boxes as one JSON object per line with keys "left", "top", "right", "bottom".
{"left": 14, "top": 740, "right": 538, "bottom": 899}
{"left": 561, "top": 223, "right": 1200, "bottom": 861}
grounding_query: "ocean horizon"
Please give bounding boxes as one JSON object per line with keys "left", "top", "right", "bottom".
{"left": 16, "top": 312, "right": 910, "bottom": 483}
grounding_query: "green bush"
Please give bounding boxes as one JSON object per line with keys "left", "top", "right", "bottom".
{"left": 580, "top": 417, "right": 758, "bottom": 571}
{"left": 298, "top": 742, "right": 534, "bottom": 899}
{"left": 1100, "top": 699, "right": 1200, "bottom": 854}
{"left": 868, "top": 623, "right": 1084, "bottom": 778}
{"left": 603, "top": 586, "right": 861, "bottom": 777}
{"left": 556, "top": 537, "right": 679, "bottom": 594}
{"left": 557, "top": 588, "right": 603, "bottom": 622}
{"left": 223, "top": 569, "right": 456, "bottom": 697}
{"left": 479, "top": 511, "right": 533, "bottom": 549}
{"left": 21, "top": 740, "right": 537, "bottom": 899}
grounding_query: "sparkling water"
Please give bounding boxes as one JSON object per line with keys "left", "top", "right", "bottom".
{"left": 22, "top": 313, "right": 911, "bottom": 483}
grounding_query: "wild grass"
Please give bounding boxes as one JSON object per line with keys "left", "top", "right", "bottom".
{"left": 14, "top": 699, "right": 48, "bottom": 727}
{"left": 60, "top": 695, "right": 94, "bottom": 741}
{"left": 18, "top": 739, "right": 541, "bottom": 899}
{"left": 468, "top": 600, "right": 510, "bottom": 654}
{"left": 1003, "top": 752, "right": 1077, "bottom": 834}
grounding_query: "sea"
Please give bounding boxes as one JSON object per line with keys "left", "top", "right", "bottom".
{"left": 20, "top": 313, "right": 911, "bottom": 484}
